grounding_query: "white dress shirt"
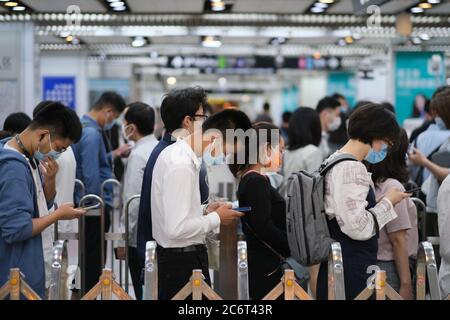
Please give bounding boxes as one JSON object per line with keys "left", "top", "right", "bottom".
{"left": 120, "top": 134, "right": 158, "bottom": 247}
{"left": 151, "top": 139, "right": 220, "bottom": 248}
{"left": 324, "top": 152, "right": 398, "bottom": 241}
{"left": 55, "top": 146, "right": 77, "bottom": 233}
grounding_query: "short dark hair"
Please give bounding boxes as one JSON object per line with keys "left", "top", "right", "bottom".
{"left": 282, "top": 111, "right": 292, "bottom": 123}
{"left": 29, "top": 102, "right": 82, "bottom": 143}
{"left": 353, "top": 100, "right": 372, "bottom": 111}
{"left": 316, "top": 96, "right": 341, "bottom": 114}
{"left": 348, "top": 103, "right": 400, "bottom": 147}
{"left": 381, "top": 102, "right": 395, "bottom": 114}
{"left": 431, "top": 88, "right": 450, "bottom": 128}
{"left": 3, "top": 112, "right": 31, "bottom": 134}
{"left": 369, "top": 129, "right": 409, "bottom": 185}
{"left": 332, "top": 93, "right": 345, "bottom": 101}
{"left": 263, "top": 102, "right": 270, "bottom": 111}
{"left": 202, "top": 108, "right": 252, "bottom": 136}
{"left": 288, "top": 107, "right": 321, "bottom": 150}
{"left": 160, "top": 87, "right": 208, "bottom": 133}
{"left": 33, "top": 100, "right": 54, "bottom": 118}
{"left": 125, "top": 102, "right": 155, "bottom": 136}
{"left": 91, "top": 91, "right": 126, "bottom": 113}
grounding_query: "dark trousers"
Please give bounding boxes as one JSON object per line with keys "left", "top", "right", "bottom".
{"left": 128, "top": 246, "right": 143, "bottom": 300}
{"left": 83, "top": 206, "right": 111, "bottom": 293}
{"left": 157, "top": 245, "right": 210, "bottom": 300}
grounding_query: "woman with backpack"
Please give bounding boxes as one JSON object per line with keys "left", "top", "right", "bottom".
{"left": 316, "top": 104, "right": 412, "bottom": 300}
{"left": 368, "top": 129, "right": 418, "bottom": 300}
{"left": 229, "top": 122, "right": 291, "bottom": 300}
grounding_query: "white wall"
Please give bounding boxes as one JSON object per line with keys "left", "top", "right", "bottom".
{"left": 300, "top": 72, "right": 327, "bottom": 109}
{"left": 40, "top": 52, "right": 89, "bottom": 116}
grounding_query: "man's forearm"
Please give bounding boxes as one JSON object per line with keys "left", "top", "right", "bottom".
{"left": 44, "top": 179, "right": 56, "bottom": 203}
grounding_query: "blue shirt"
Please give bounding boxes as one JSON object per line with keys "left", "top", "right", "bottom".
{"left": 136, "top": 133, "right": 209, "bottom": 265}
{"left": 71, "top": 115, "right": 113, "bottom": 206}
{"left": 416, "top": 124, "right": 450, "bottom": 181}
{"left": 0, "top": 138, "right": 44, "bottom": 298}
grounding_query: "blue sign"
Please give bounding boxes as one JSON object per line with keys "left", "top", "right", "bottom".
{"left": 395, "top": 52, "right": 446, "bottom": 125}
{"left": 43, "top": 76, "right": 76, "bottom": 109}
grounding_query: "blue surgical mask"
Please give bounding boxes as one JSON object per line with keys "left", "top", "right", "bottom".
{"left": 365, "top": 143, "right": 388, "bottom": 164}
{"left": 34, "top": 133, "right": 62, "bottom": 162}
{"left": 435, "top": 117, "right": 447, "bottom": 130}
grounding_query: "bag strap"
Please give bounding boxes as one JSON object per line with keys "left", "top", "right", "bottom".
{"left": 242, "top": 220, "right": 286, "bottom": 262}
{"left": 319, "top": 153, "right": 358, "bottom": 176}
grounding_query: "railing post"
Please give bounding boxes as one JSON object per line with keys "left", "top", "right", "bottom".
{"left": 375, "top": 270, "right": 386, "bottom": 300}
{"left": 9, "top": 269, "right": 20, "bottom": 300}
{"left": 217, "top": 218, "right": 238, "bottom": 299}
{"left": 328, "top": 242, "right": 346, "bottom": 300}
{"left": 416, "top": 241, "right": 441, "bottom": 300}
{"left": 78, "top": 194, "right": 104, "bottom": 297}
{"left": 143, "top": 241, "right": 158, "bottom": 300}
{"left": 48, "top": 240, "right": 68, "bottom": 300}
{"left": 123, "top": 194, "right": 140, "bottom": 294}
{"left": 237, "top": 241, "right": 249, "bottom": 300}
{"left": 192, "top": 270, "right": 203, "bottom": 300}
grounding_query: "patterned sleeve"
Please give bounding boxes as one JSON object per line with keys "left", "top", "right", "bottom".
{"left": 325, "top": 161, "right": 398, "bottom": 240}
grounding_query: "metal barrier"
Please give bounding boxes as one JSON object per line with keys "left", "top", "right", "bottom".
{"left": 75, "top": 179, "right": 86, "bottom": 199}
{"left": 237, "top": 241, "right": 249, "bottom": 300}
{"left": 262, "top": 269, "right": 313, "bottom": 300}
{"left": 411, "top": 197, "right": 427, "bottom": 241}
{"left": 172, "top": 270, "right": 222, "bottom": 300}
{"left": 416, "top": 241, "right": 441, "bottom": 300}
{"left": 0, "top": 269, "right": 42, "bottom": 300}
{"left": 48, "top": 240, "right": 69, "bottom": 300}
{"left": 81, "top": 268, "right": 133, "bottom": 300}
{"left": 143, "top": 241, "right": 158, "bottom": 300}
{"left": 328, "top": 242, "right": 346, "bottom": 300}
{"left": 79, "top": 194, "right": 104, "bottom": 296}
{"left": 354, "top": 270, "right": 402, "bottom": 300}
{"left": 100, "top": 179, "right": 125, "bottom": 288}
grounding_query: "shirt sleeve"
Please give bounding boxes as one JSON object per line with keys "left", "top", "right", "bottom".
{"left": 327, "top": 161, "right": 398, "bottom": 240}
{"left": 161, "top": 165, "right": 220, "bottom": 241}
{"left": 0, "top": 164, "right": 34, "bottom": 244}
{"left": 378, "top": 181, "right": 412, "bottom": 234}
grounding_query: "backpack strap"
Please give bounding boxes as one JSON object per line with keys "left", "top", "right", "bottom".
{"left": 318, "top": 153, "right": 358, "bottom": 176}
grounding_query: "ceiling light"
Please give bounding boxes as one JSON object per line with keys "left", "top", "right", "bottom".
{"left": 167, "top": 77, "right": 176, "bottom": 86}
{"left": 131, "top": 36, "right": 146, "bottom": 47}
{"left": 419, "top": 2, "right": 432, "bottom": 9}
{"left": 201, "top": 36, "right": 222, "bottom": 48}
{"left": 411, "top": 7, "right": 424, "bottom": 13}
{"left": 218, "top": 77, "right": 227, "bottom": 86}
{"left": 12, "top": 5, "right": 25, "bottom": 11}
{"left": 112, "top": 6, "right": 126, "bottom": 11}
{"left": 211, "top": 1, "right": 225, "bottom": 11}
{"left": 419, "top": 33, "right": 430, "bottom": 40}
{"left": 412, "top": 37, "right": 422, "bottom": 44}
{"left": 427, "top": 0, "right": 440, "bottom": 3}
{"left": 311, "top": 6, "right": 325, "bottom": 13}
{"left": 338, "top": 39, "right": 346, "bottom": 46}
{"left": 110, "top": 1, "right": 125, "bottom": 7}
{"left": 319, "top": 0, "right": 334, "bottom": 3}
{"left": 4, "top": 2, "right": 18, "bottom": 7}
{"left": 65, "top": 35, "right": 73, "bottom": 42}
{"left": 345, "top": 36, "right": 354, "bottom": 44}
{"left": 314, "top": 2, "right": 328, "bottom": 9}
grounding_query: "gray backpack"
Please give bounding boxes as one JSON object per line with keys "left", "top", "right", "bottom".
{"left": 286, "top": 153, "right": 356, "bottom": 266}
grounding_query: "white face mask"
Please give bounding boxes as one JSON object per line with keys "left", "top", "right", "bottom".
{"left": 328, "top": 115, "right": 342, "bottom": 132}
{"left": 121, "top": 123, "right": 133, "bottom": 141}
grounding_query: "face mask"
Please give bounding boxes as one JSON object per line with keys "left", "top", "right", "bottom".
{"left": 365, "top": 143, "right": 388, "bottom": 164}
{"left": 435, "top": 117, "right": 447, "bottom": 130}
{"left": 34, "top": 133, "right": 61, "bottom": 162}
{"left": 328, "top": 115, "right": 342, "bottom": 132}
{"left": 121, "top": 123, "right": 133, "bottom": 141}
{"left": 202, "top": 141, "right": 225, "bottom": 166}
{"left": 104, "top": 111, "right": 116, "bottom": 131}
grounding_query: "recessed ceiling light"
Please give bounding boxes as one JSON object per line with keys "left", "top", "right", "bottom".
{"left": 167, "top": 77, "right": 176, "bottom": 86}
{"left": 412, "top": 37, "right": 422, "bottom": 44}
{"left": 314, "top": 2, "right": 328, "bottom": 9}
{"left": 411, "top": 7, "right": 424, "bottom": 13}
{"left": 112, "top": 6, "right": 126, "bottom": 11}
{"left": 419, "top": 2, "right": 432, "bottom": 9}
{"left": 131, "top": 36, "right": 146, "bottom": 47}
{"left": 201, "top": 36, "right": 222, "bottom": 48}
{"left": 211, "top": 0, "right": 225, "bottom": 11}
{"left": 4, "top": 2, "right": 18, "bottom": 7}
{"left": 419, "top": 33, "right": 431, "bottom": 40}
{"left": 110, "top": 1, "right": 125, "bottom": 7}
{"left": 427, "top": 0, "right": 440, "bottom": 4}
{"left": 311, "top": 6, "right": 325, "bottom": 13}
{"left": 12, "top": 5, "right": 25, "bottom": 11}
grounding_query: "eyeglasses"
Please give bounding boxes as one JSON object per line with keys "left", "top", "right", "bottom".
{"left": 191, "top": 114, "right": 209, "bottom": 120}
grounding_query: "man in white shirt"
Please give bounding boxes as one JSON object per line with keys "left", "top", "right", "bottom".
{"left": 115, "top": 102, "right": 158, "bottom": 300}
{"left": 152, "top": 107, "right": 252, "bottom": 299}
{"left": 317, "top": 96, "right": 342, "bottom": 158}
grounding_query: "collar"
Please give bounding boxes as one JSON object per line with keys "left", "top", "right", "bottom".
{"left": 82, "top": 114, "right": 102, "bottom": 131}
{"left": 177, "top": 138, "right": 202, "bottom": 170}
{"left": 135, "top": 134, "right": 157, "bottom": 148}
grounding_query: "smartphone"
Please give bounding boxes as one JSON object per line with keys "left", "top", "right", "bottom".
{"left": 79, "top": 203, "right": 101, "bottom": 211}
{"left": 233, "top": 207, "right": 252, "bottom": 212}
